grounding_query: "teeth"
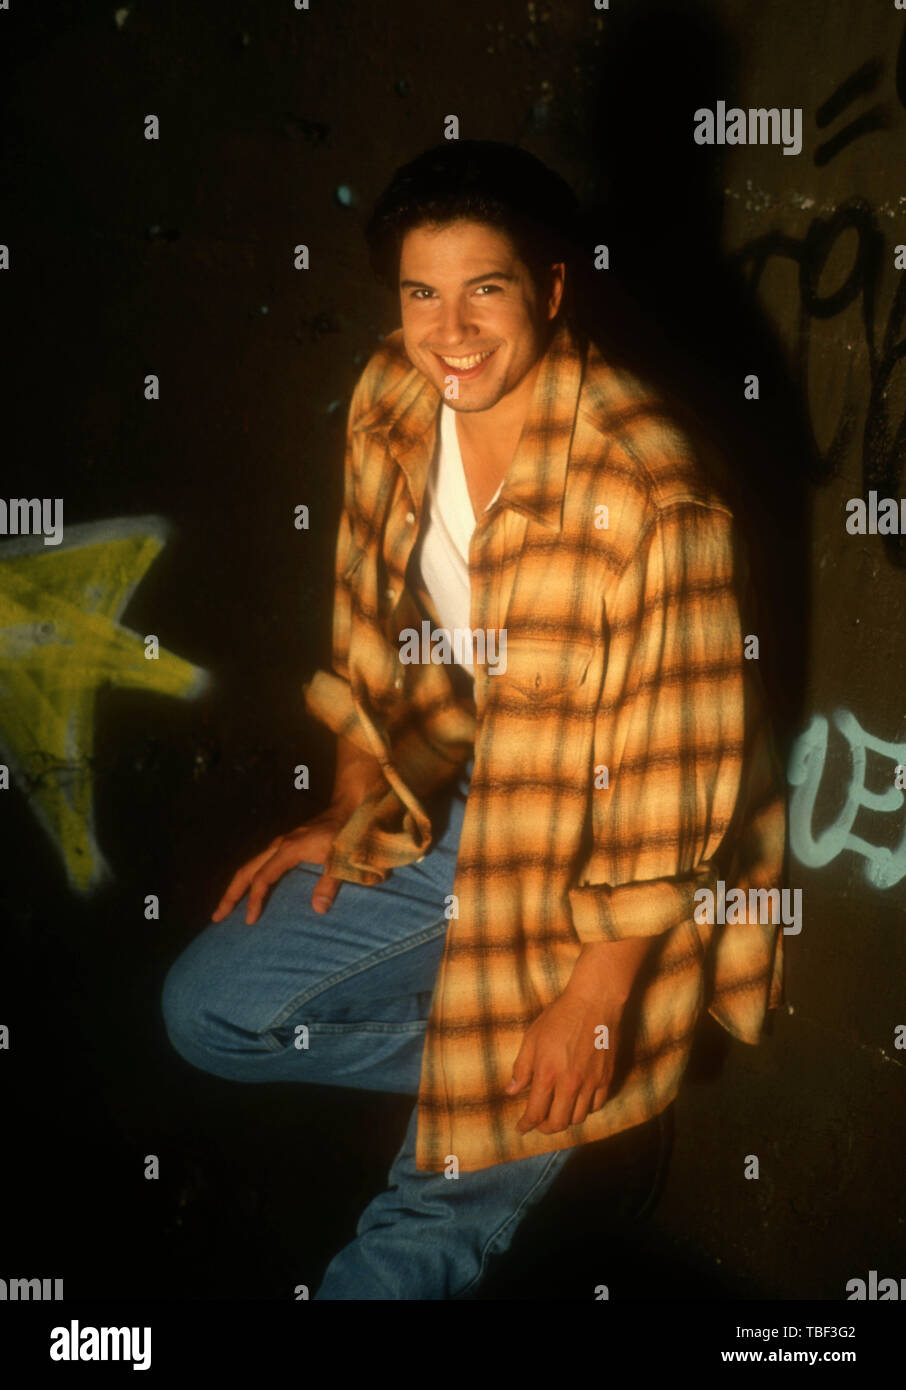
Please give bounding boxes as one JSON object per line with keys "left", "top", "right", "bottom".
{"left": 439, "top": 349, "right": 494, "bottom": 369}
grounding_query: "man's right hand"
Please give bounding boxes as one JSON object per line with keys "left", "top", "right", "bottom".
{"left": 211, "top": 733, "right": 389, "bottom": 926}
{"left": 210, "top": 806, "right": 351, "bottom": 926}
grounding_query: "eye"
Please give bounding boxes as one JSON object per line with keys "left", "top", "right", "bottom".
{"left": 409, "top": 288, "right": 435, "bottom": 300}
{"left": 474, "top": 284, "right": 501, "bottom": 295}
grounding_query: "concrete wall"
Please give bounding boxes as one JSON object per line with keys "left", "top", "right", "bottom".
{"left": 2, "top": 0, "right": 904, "bottom": 1300}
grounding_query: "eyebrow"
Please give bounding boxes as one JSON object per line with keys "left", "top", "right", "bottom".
{"left": 398, "top": 270, "right": 517, "bottom": 290}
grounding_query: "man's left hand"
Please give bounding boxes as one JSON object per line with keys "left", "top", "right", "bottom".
{"left": 505, "top": 937, "right": 653, "bottom": 1135}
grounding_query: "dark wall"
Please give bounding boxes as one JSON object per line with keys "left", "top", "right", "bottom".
{"left": 1, "top": 0, "right": 904, "bottom": 1304}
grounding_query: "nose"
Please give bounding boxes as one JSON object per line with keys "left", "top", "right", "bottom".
{"left": 433, "top": 297, "right": 478, "bottom": 350}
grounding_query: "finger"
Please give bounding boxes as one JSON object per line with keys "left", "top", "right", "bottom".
{"left": 591, "top": 1083, "right": 610, "bottom": 1111}
{"left": 516, "top": 1073, "right": 555, "bottom": 1134}
{"left": 505, "top": 1042, "right": 534, "bottom": 1096}
{"left": 538, "top": 1077, "right": 583, "bottom": 1135}
{"left": 570, "top": 1080, "right": 599, "bottom": 1128}
{"left": 210, "top": 847, "right": 280, "bottom": 922}
{"left": 244, "top": 844, "right": 303, "bottom": 924}
{"left": 589, "top": 1054, "right": 615, "bottom": 1112}
{"left": 312, "top": 874, "right": 343, "bottom": 914}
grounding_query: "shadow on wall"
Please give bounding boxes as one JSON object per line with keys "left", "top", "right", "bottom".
{"left": 570, "top": 0, "right": 812, "bottom": 761}
{"left": 559, "top": 0, "right": 816, "bottom": 1097}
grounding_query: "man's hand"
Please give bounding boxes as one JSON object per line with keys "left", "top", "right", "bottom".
{"left": 210, "top": 807, "right": 349, "bottom": 926}
{"left": 505, "top": 936, "right": 654, "bottom": 1135}
{"left": 210, "top": 732, "right": 389, "bottom": 926}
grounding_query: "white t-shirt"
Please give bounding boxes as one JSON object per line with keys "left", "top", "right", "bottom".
{"left": 414, "top": 403, "right": 503, "bottom": 678}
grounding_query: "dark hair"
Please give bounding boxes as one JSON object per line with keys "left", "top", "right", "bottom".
{"left": 364, "top": 140, "right": 583, "bottom": 329}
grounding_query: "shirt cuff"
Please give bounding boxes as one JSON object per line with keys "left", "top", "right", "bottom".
{"left": 567, "top": 866, "right": 715, "bottom": 943}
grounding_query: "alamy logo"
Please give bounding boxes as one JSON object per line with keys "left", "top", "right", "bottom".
{"left": 846, "top": 1271, "right": 906, "bottom": 1300}
{"left": 0, "top": 1275, "right": 63, "bottom": 1300}
{"left": 845, "top": 492, "right": 906, "bottom": 534}
{"left": 50, "top": 1320, "right": 151, "bottom": 1371}
{"left": 0, "top": 498, "right": 64, "bottom": 546}
{"left": 398, "top": 621, "right": 507, "bottom": 674}
{"left": 694, "top": 102, "right": 803, "bottom": 156}
{"left": 693, "top": 881, "right": 802, "bottom": 935}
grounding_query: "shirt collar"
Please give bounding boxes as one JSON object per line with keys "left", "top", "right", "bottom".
{"left": 351, "top": 316, "right": 585, "bottom": 531}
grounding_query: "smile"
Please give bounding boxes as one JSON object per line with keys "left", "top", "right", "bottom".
{"left": 432, "top": 346, "right": 498, "bottom": 377}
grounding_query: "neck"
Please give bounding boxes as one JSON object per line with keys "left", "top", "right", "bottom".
{"left": 455, "top": 346, "right": 547, "bottom": 462}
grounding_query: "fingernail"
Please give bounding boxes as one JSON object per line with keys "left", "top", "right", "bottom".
{"left": 313, "top": 898, "right": 329, "bottom": 912}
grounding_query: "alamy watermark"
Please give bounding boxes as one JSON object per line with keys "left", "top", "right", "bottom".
{"left": 693, "top": 880, "right": 802, "bottom": 935}
{"left": 398, "top": 621, "right": 507, "bottom": 674}
{"left": 694, "top": 102, "right": 803, "bottom": 156}
{"left": 0, "top": 498, "right": 63, "bottom": 546}
{"left": 0, "top": 1274, "right": 64, "bottom": 1300}
{"left": 846, "top": 1270, "right": 906, "bottom": 1299}
{"left": 845, "top": 491, "right": 906, "bottom": 534}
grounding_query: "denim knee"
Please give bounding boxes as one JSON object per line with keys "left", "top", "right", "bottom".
{"left": 160, "top": 931, "right": 225, "bottom": 1063}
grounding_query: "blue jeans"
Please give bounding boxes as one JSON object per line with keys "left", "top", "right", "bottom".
{"left": 161, "top": 758, "right": 574, "bottom": 1299}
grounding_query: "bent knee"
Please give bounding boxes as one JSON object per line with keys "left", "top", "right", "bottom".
{"left": 161, "top": 927, "right": 236, "bottom": 1057}
{"left": 161, "top": 917, "right": 295, "bottom": 1063}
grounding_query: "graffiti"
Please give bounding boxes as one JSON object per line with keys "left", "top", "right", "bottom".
{"left": 814, "top": 57, "right": 890, "bottom": 167}
{"left": 787, "top": 709, "right": 906, "bottom": 889}
{"left": 734, "top": 30, "right": 906, "bottom": 569}
{"left": 0, "top": 517, "right": 209, "bottom": 894}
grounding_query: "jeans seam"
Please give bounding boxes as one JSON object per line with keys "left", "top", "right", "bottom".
{"left": 452, "top": 1148, "right": 571, "bottom": 1299}
{"left": 266, "top": 916, "right": 450, "bottom": 1030}
{"left": 259, "top": 1019, "right": 429, "bottom": 1054}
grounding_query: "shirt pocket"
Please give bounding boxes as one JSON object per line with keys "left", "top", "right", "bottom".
{"left": 499, "top": 636, "right": 596, "bottom": 704}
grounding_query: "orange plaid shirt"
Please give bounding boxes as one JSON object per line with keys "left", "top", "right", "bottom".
{"left": 303, "top": 315, "right": 786, "bottom": 1172}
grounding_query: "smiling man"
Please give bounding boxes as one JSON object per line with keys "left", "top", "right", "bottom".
{"left": 398, "top": 217, "right": 557, "bottom": 521}
{"left": 162, "top": 140, "right": 786, "bottom": 1300}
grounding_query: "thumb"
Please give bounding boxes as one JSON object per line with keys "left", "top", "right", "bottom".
{"left": 312, "top": 873, "right": 342, "bottom": 914}
{"left": 506, "top": 1048, "right": 533, "bottom": 1095}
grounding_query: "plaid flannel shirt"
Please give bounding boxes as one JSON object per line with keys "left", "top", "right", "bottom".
{"left": 302, "top": 315, "right": 786, "bottom": 1173}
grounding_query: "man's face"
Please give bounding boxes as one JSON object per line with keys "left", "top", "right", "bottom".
{"left": 397, "top": 219, "right": 564, "bottom": 413}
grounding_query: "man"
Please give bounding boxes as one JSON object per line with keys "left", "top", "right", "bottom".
{"left": 162, "top": 140, "right": 785, "bottom": 1299}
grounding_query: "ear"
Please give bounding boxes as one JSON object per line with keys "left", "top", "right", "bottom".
{"left": 547, "top": 262, "right": 566, "bottom": 320}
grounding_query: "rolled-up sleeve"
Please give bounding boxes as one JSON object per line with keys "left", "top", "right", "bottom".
{"left": 568, "top": 499, "right": 749, "bottom": 943}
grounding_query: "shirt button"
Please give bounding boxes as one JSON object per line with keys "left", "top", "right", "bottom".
{"left": 394, "top": 674, "right": 404, "bottom": 689}
{"left": 385, "top": 586, "right": 396, "bottom": 602}
{"left": 405, "top": 511, "right": 416, "bottom": 525}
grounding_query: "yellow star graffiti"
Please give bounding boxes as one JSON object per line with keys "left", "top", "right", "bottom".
{"left": 0, "top": 516, "right": 209, "bottom": 893}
